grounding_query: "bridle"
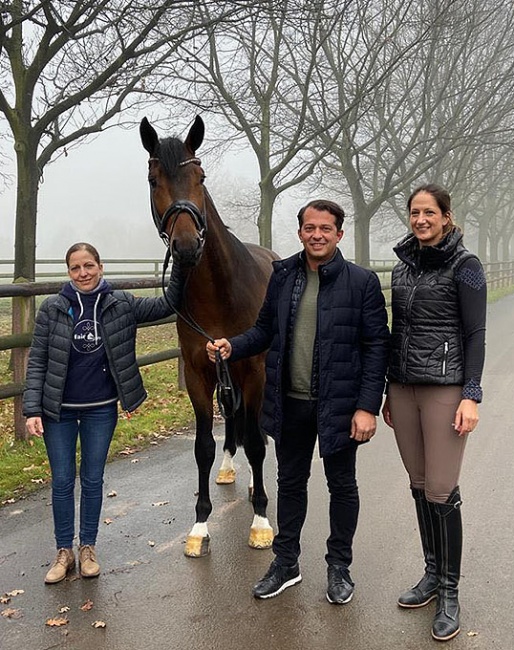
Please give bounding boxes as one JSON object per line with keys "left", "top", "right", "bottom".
{"left": 148, "top": 156, "right": 208, "bottom": 247}
{"left": 147, "top": 155, "right": 241, "bottom": 419}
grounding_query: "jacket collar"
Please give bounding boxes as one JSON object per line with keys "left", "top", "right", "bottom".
{"left": 394, "top": 229, "right": 464, "bottom": 269}
{"left": 273, "top": 248, "right": 346, "bottom": 279}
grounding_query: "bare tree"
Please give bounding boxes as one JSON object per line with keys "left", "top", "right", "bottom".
{"left": 312, "top": 0, "right": 514, "bottom": 263}
{"left": 0, "top": 0, "right": 257, "bottom": 281}
{"left": 155, "top": 0, "right": 361, "bottom": 249}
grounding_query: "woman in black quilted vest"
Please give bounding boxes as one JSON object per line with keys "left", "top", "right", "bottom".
{"left": 382, "top": 184, "right": 486, "bottom": 642}
{"left": 23, "top": 242, "right": 184, "bottom": 585}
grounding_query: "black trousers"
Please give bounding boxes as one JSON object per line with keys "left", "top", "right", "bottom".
{"left": 272, "top": 397, "right": 359, "bottom": 568}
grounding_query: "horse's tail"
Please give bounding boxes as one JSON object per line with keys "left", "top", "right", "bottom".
{"left": 233, "top": 404, "right": 267, "bottom": 449}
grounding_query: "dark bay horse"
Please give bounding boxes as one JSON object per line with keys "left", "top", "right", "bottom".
{"left": 140, "top": 115, "right": 277, "bottom": 557}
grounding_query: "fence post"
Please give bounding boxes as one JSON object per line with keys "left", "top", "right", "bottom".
{"left": 154, "top": 261, "right": 160, "bottom": 297}
{"left": 12, "top": 278, "right": 35, "bottom": 441}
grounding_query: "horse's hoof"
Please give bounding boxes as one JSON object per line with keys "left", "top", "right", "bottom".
{"left": 216, "top": 468, "right": 236, "bottom": 484}
{"left": 248, "top": 526, "right": 274, "bottom": 549}
{"left": 184, "top": 535, "right": 211, "bottom": 557}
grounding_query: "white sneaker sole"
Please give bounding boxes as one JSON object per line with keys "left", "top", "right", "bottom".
{"left": 254, "top": 574, "right": 302, "bottom": 599}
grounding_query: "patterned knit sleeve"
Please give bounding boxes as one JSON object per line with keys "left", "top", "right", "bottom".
{"left": 456, "top": 257, "right": 487, "bottom": 402}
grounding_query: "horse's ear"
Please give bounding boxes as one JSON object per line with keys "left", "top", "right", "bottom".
{"left": 185, "top": 115, "right": 204, "bottom": 154}
{"left": 140, "top": 117, "right": 159, "bottom": 156}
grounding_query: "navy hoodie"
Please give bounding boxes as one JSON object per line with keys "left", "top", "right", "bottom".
{"left": 61, "top": 279, "right": 118, "bottom": 408}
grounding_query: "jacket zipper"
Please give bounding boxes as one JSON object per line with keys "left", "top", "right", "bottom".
{"left": 442, "top": 341, "right": 449, "bottom": 376}
{"left": 401, "top": 272, "right": 421, "bottom": 379}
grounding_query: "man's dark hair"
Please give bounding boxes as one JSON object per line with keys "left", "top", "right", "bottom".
{"left": 297, "top": 199, "right": 345, "bottom": 231}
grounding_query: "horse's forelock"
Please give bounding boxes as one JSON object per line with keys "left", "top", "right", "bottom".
{"left": 159, "top": 137, "right": 186, "bottom": 178}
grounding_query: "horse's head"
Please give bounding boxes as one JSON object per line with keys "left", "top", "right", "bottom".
{"left": 140, "top": 116, "right": 207, "bottom": 268}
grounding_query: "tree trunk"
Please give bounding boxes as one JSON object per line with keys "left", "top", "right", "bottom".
{"left": 257, "top": 181, "right": 276, "bottom": 250}
{"left": 354, "top": 213, "right": 371, "bottom": 266}
{"left": 12, "top": 146, "right": 39, "bottom": 440}
{"left": 501, "top": 231, "right": 512, "bottom": 261}
{"left": 14, "top": 146, "right": 39, "bottom": 281}
{"left": 478, "top": 220, "right": 488, "bottom": 262}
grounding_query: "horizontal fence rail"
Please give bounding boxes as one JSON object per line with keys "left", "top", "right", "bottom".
{"left": 1, "top": 258, "right": 513, "bottom": 439}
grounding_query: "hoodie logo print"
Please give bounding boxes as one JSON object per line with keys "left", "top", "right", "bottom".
{"left": 72, "top": 319, "right": 104, "bottom": 354}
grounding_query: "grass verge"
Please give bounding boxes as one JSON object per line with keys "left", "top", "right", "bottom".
{"left": 0, "top": 317, "right": 195, "bottom": 504}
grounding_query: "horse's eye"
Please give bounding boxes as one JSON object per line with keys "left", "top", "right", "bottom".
{"left": 149, "top": 177, "right": 157, "bottom": 188}
{"left": 200, "top": 174, "right": 206, "bottom": 185}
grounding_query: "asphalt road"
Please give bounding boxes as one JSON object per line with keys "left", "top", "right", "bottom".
{"left": 1, "top": 294, "right": 513, "bottom": 650}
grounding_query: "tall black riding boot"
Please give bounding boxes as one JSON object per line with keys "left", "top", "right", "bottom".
{"left": 430, "top": 487, "right": 462, "bottom": 642}
{"left": 398, "top": 487, "right": 438, "bottom": 608}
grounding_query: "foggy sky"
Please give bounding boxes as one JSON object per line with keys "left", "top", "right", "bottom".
{"left": 0, "top": 123, "right": 364, "bottom": 271}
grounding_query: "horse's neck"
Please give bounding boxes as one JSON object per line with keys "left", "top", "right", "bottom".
{"left": 196, "top": 192, "right": 254, "bottom": 284}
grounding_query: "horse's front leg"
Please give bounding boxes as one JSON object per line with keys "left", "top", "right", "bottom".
{"left": 215, "top": 416, "right": 237, "bottom": 485}
{"left": 185, "top": 408, "right": 216, "bottom": 558}
{"left": 243, "top": 412, "right": 274, "bottom": 550}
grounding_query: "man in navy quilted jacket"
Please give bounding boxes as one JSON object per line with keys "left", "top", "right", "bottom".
{"left": 207, "top": 199, "right": 389, "bottom": 603}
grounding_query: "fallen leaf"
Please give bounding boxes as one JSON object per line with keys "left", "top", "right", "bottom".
{"left": 130, "top": 459, "right": 139, "bottom": 464}
{"left": 151, "top": 501, "right": 169, "bottom": 507}
{"left": 103, "top": 518, "right": 113, "bottom": 525}
{"left": 22, "top": 464, "right": 36, "bottom": 472}
{"left": 45, "top": 617, "right": 69, "bottom": 627}
{"left": 6, "top": 589, "right": 24, "bottom": 597}
{"left": 80, "top": 599, "right": 94, "bottom": 611}
{"left": 2, "top": 498, "right": 15, "bottom": 504}
{"left": 119, "top": 448, "right": 136, "bottom": 456}
{"left": 92, "top": 620, "right": 106, "bottom": 628}
{"left": 107, "top": 490, "right": 117, "bottom": 498}
{"left": 0, "top": 597, "right": 11, "bottom": 604}
{"left": 31, "top": 478, "right": 45, "bottom": 484}
{"left": 467, "top": 631, "right": 479, "bottom": 637}
{"left": 58, "top": 605, "right": 70, "bottom": 613}
{"left": 1, "top": 608, "right": 22, "bottom": 619}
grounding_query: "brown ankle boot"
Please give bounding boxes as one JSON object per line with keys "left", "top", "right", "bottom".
{"left": 45, "top": 548, "right": 75, "bottom": 584}
{"left": 79, "top": 544, "right": 100, "bottom": 578}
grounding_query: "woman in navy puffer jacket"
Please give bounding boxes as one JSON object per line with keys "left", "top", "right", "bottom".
{"left": 23, "top": 242, "right": 184, "bottom": 584}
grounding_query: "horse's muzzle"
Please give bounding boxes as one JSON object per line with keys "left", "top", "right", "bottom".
{"left": 171, "top": 238, "right": 204, "bottom": 268}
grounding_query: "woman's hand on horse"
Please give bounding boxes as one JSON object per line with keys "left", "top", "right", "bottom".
{"left": 206, "top": 338, "right": 232, "bottom": 363}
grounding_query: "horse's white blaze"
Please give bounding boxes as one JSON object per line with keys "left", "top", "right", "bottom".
{"left": 219, "top": 450, "right": 234, "bottom": 471}
{"left": 189, "top": 522, "right": 209, "bottom": 537}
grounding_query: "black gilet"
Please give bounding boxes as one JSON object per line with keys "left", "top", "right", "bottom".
{"left": 388, "top": 230, "right": 477, "bottom": 386}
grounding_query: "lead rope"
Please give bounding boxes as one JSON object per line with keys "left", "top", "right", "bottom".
{"left": 160, "top": 249, "right": 241, "bottom": 419}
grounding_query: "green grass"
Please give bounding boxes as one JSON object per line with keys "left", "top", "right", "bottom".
{"left": 0, "top": 316, "right": 195, "bottom": 503}
{"left": 487, "top": 284, "right": 514, "bottom": 302}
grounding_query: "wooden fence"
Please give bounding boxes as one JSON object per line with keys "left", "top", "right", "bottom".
{"left": 1, "top": 258, "right": 513, "bottom": 440}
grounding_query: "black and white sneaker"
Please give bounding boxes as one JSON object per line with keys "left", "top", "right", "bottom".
{"left": 326, "top": 564, "right": 354, "bottom": 604}
{"left": 253, "top": 560, "right": 302, "bottom": 599}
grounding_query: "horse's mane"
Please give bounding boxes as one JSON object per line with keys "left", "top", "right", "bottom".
{"left": 158, "top": 137, "right": 185, "bottom": 178}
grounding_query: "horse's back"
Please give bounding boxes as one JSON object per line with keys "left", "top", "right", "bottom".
{"left": 244, "top": 242, "right": 280, "bottom": 279}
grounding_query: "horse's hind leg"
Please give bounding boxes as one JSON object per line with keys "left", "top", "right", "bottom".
{"left": 243, "top": 413, "right": 274, "bottom": 550}
{"left": 185, "top": 410, "right": 216, "bottom": 558}
{"left": 216, "top": 416, "right": 237, "bottom": 485}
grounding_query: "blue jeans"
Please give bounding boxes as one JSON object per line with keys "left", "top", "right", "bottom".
{"left": 43, "top": 404, "right": 118, "bottom": 548}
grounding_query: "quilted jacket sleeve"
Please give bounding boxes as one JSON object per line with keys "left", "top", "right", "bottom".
{"left": 131, "top": 263, "right": 186, "bottom": 324}
{"left": 355, "top": 271, "right": 390, "bottom": 414}
{"left": 229, "top": 274, "right": 277, "bottom": 362}
{"left": 22, "top": 299, "right": 51, "bottom": 418}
